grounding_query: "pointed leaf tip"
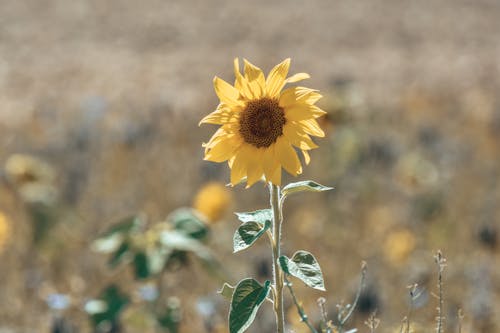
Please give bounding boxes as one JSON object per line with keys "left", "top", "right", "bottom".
{"left": 279, "top": 250, "right": 325, "bottom": 291}
{"left": 281, "top": 180, "right": 333, "bottom": 201}
{"left": 229, "top": 278, "right": 270, "bottom": 333}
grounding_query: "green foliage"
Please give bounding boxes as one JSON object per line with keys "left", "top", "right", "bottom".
{"left": 229, "top": 278, "right": 271, "bottom": 333}
{"left": 29, "top": 203, "right": 59, "bottom": 245}
{"left": 156, "top": 298, "right": 182, "bottom": 333}
{"left": 168, "top": 208, "right": 208, "bottom": 240}
{"left": 235, "top": 209, "right": 272, "bottom": 224}
{"left": 281, "top": 181, "right": 333, "bottom": 201}
{"left": 92, "top": 211, "right": 220, "bottom": 280}
{"left": 92, "top": 215, "right": 144, "bottom": 254}
{"left": 86, "top": 285, "right": 129, "bottom": 328}
{"left": 279, "top": 250, "right": 325, "bottom": 291}
{"left": 233, "top": 220, "right": 271, "bottom": 253}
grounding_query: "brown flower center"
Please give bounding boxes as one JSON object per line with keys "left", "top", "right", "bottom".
{"left": 239, "top": 98, "right": 286, "bottom": 148}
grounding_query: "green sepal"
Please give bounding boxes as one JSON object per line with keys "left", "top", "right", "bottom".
{"left": 281, "top": 181, "right": 333, "bottom": 200}
{"left": 279, "top": 250, "right": 325, "bottom": 291}
{"left": 235, "top": 209, "right": 272, "bottom": 224}
{"left": 233, "top": 220, "right": 271, "bottom": 253}
{"left": 229, "top": 278, "right": 271, "bottom": 333}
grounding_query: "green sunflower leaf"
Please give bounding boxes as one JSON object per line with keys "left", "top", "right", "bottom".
{"left": 229, "top": 278, "right": 271, "bottom": 333}
{"left": 169, "top": 208, "right": 208, "bottom": 240}
{"left": 108, "top": 241, "right": 131, "bottom": 268}
{"left": 235, "top": 209, "right": 272, "bottom": 224}
{"left": 91, "top": 215, "right": 144, "bottom": 253}
{"left": 86, "top": 285, "right": 129, "bottom": 327}
{"left": 281, "top": 181, "right": 333, "bottom": 201}
{"left": 233, "top": 220, "right": 271, "bottom": 253}
{"left": 279, "top": 250, "right": 325, "bottom": 291}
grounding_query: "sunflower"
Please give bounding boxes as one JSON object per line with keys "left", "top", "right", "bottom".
{"left": 200, "top": 58, "right": 325, "bottom": 187}
{"left": 193, "top": 182, "right": 232, "bottom": 223}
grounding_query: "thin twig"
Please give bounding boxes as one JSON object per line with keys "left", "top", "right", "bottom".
{"left": 401, "top": 283, "right": 421, "bottom": 333}
{"left": 365, "top": 311, "right": 380, "bottom": 333}
{"left": 317, "top": 297, "right": 333, "bottom": 333}
{"left": 338, "top": 261, "right": 367, "bottom": 330}
{"left": 284, "top": 276, "right": 319, "bottom": 333}
{"left": 434, "top": 251, "right": 447, "bottom": 333}
{"left": 457, "top": 309, "right": 464, "bottom": 333}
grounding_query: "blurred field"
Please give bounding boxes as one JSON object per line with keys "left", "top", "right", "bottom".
{"left": 1, "top": 0, "right": 499, "bottom": 332}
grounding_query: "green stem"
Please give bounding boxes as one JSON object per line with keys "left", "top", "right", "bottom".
{"left": 285, "top": 276, "right": 318, "bottom": 333}
{"left": 270, "top": 183, "right": 285, "bottom": 333}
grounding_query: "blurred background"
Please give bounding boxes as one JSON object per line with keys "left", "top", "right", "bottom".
{"left": 0, "top": 0, "right": 499, "bottom": 332}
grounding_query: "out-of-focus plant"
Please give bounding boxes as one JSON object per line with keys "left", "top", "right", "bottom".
{"left": 0, "top": 211, "right": 11, "bottom": 253}
{"left": 89, "top": 208, "right": 224, "bottom": 332}
{"left": 200, "top": 58, "right": 347, "bottom": 333}
{"left": 193, "top": 181, "right": 232, "bottom": 224}
{"left": 4, "top": 153, "right": 59, "bottom": 244}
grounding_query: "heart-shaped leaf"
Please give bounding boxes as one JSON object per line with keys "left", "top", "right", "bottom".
{"left": 279, "top": 250, "right": 325, "bottom": 291}
{"left": 229, "top": 278, "right": 270, "bottom": 333}
{"left": 281, "top": 181, "right": 333, "bottom": 201}
{"left": 233, "top": 220, "right": 271, "bottom": 253}
{"left": 235, "top": 209, "right": 272, "bottom": 224}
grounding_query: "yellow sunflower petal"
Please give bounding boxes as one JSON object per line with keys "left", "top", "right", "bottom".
{"left": 233, "top": 58, "right": 244, "bottom": 90}
{"left": 297, "top": 119, "right": 325, "bottom": 137}
{"left": 302, "top": 149, "right": 311, "bottom": 165}
{"left": 266, "top": 58, "right": 290, "bottom": 98}
{"left": 234, "top": 58, "right": 255, "bottom": 100}
{"left": 230, "top": 153, "right": 247, "bottom": 185}
{"left": 214, "top": 76, "right": 242, "bottom": 106}
{"left": 279, "top": 87, "right": 320, "bottom": 107}
{"left": 284, "top": 104, "right": 316, "bottom": 121}
{"left": 286, "top": 72, "right": 310, "bottom": 83}
{"left": 243, "top": 59, "right": 265, "bottom": 98}
{"left": 262, "top": 146, "right": 281, "bottom": 185}
{"left": 245, "top": 147, "right": 264, "bottom": 188}
{"left": 204, "top": 135, "right": 242, "bottom": 162}
{"left": 275, "top": 137, "right": 302, "bottom": 176}
{"left": 199, "top": 104, "right": 239, "bottom": 125}
{"left": 202, "top": 127, "right": 227, "bottom": 150}
{"left": 283, "top": 123, "right": 318, "bottom": 150}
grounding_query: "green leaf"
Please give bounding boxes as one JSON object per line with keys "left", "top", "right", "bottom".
{"left": 281, "top": 181, "right": 333, "bottom": 200}
{"left": 169, "top": 208, "right": 208, "bottom": 240}
{"left": 86, "top": 285, "right": 129, "bottom": 327}
{"left": 146, "top": 247, "right": 171, "bottom": 275}
{"left": 160, "top": 230, "right": 219, "bottom": 266}
{"left": 108, "top": 241, "right": 131, "bottom": 268}
{"left": 229, "top": 278, "right": 271, "bottom": 333}
{"left": 235, "top": 209, "right": 272, "bottom": 224}
{"left": 133, "top": 252, "right": 150, "bottom": 280}
{"left": 101, "top": 215, "right": 144, "bottom": 237}
{"left": 279, "top": 250, "right": 325, "bottom": 291}
{"left": 91, "top": 215, "right": 144, "bottom": 253}
{"left": 233, "top": 220, "right": 271, "bottom": 253}
{"left": 218, "top": 283, "right": 235, "bottom": 301}
{"left": 156, "top": 298, "right": 182, "bottom": 333}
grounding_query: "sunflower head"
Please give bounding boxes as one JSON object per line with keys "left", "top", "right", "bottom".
{"left": 200, "top": 58, "right": 325, "bottom": 188}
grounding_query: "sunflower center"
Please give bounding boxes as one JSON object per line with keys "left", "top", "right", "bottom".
{"left": 239, "top": 98, "right": 286, "bottom": 148}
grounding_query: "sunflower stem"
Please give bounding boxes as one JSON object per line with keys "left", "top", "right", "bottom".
{"left": 269, "top": 183, "right": 285, "bottom": 333}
